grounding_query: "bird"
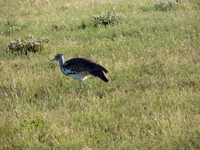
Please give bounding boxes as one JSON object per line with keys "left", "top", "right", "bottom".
{"left": 52, "top": 54, "right": 109, "bottom": 87}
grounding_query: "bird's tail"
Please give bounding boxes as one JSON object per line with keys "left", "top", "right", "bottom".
{"left": 90, "top": 70, "right": 109, "bottom": 82}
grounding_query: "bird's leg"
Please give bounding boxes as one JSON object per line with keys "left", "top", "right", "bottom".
{"left": 80, "top": 80, "right": 84, "bottom": 88}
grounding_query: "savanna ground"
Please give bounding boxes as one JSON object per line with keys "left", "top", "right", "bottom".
{"left": 0, "top": 0, "right": 200, "bottom": 149}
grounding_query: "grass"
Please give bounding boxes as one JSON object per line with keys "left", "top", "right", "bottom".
{"left": 0, "top": 0, "right": 200, "bottom": 149}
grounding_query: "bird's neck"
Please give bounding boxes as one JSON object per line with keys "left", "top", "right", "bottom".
{"left": 58, "top": 57, "right": 65, "bottom": 72}
{"left": 58, "top": 56, "right": 64, "bottom": 65}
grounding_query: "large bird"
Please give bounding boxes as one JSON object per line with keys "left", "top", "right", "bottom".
{"left": 52, "top": 54, "right": 109, "bottom": 86}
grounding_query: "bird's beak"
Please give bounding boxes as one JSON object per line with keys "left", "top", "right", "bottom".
{"left": 51, "top": 58, "right": 55, "bottom": 61}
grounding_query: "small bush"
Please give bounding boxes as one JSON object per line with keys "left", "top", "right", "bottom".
{"left": 78, "top": 11, "right": 123, "bottom": 29}
{"left": 93, "top": 11, "right": 123, "bottom": 27}
{"left": 5, "top": 35, "right": 50, "bottom": 55}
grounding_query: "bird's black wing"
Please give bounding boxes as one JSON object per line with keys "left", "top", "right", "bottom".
{"left": 63, "top": 58, "right": 108, "bottom": 73}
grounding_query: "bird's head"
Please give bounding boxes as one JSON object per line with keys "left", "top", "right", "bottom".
{"left": 52, "top": 53, "right": 63, "bottom": 61}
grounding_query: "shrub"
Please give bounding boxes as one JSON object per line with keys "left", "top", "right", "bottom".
{"left": 93, "top": 11, "right": 123, "bottom": 27}
{"left": 78, "top": 11, "right": 123, "bottom": 29}
{"left": 5, "top": 35, "right": 50, "bottom": 55}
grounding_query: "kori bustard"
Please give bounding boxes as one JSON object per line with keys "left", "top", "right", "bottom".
{"left": 52, "top": 54, "right": 109, "bottom": 86}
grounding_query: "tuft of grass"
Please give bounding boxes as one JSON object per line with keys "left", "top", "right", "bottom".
{"left": 51, "top": 23, "right": 66, "bottom": 31}
{"left": 140, "top": 1, "right": 186, "bottom": 12}
{"left": 1, "top": 17, "right": 27, "bottom": 37}
{"left": 154, "top": 1, "right": 174, "bottom": 11}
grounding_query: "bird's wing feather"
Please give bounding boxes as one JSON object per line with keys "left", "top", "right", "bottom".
{"left": 90, "top": 70, "right": 109, "bottom": 82}
{"left": 63, "top": 58, "right": 108, "bottom": 73}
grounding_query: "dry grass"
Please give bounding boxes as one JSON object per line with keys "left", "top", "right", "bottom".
{"left": 0, "top": 0, "right": 200, "bottom": 149}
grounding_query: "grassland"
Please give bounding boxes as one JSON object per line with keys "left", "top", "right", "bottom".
{"left": 0, "top": 0, "right": 200, "bottom": 149}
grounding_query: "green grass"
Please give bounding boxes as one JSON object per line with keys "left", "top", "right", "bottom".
{"left": 0, "top": 0, "right": 200, "bottom": 149}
